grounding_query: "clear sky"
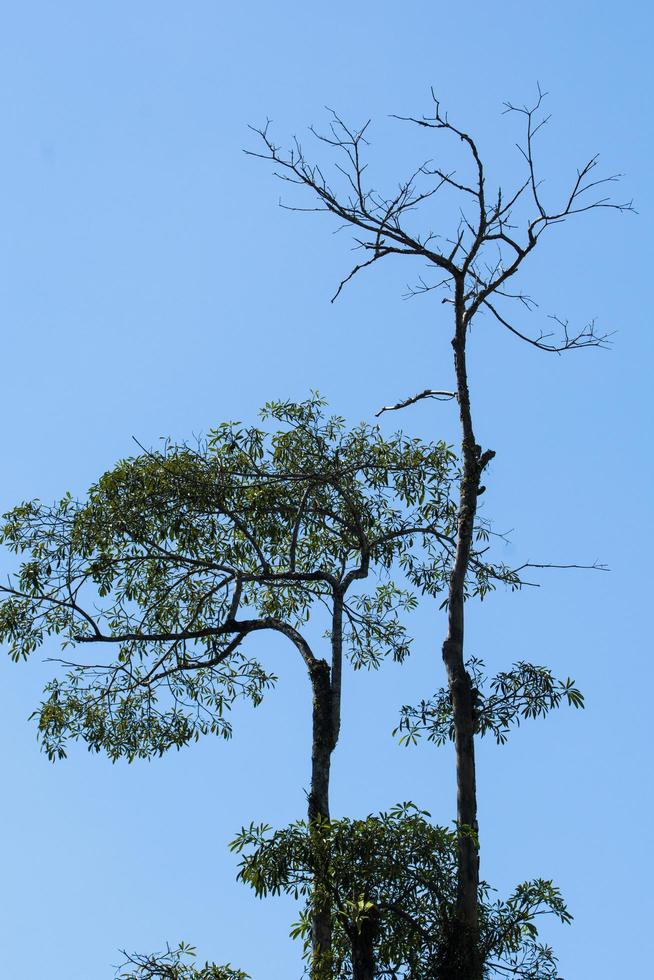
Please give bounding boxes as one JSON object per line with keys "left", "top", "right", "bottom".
{"left": 0, "top": 3, "right": 651, "bottom": 977}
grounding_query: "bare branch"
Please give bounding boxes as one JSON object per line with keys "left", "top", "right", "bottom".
{"left": 483, "top": 300, "right": 612, "bottom": 353}
{"left": 512, "top": 560, "right": 609, "bottom": 573}
{"left": 331, "top": 250, "right": 388, "bottom": 302}
{"left": 375, "top": 389, "right": 457, "bottom": 417}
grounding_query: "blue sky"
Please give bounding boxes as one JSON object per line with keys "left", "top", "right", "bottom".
{"left": 0, "top": 3, "right": 651, "bottom": 977}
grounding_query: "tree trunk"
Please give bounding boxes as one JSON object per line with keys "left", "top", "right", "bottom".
{"left": 308, "top": 657, "right": 333, "bottom": 823}
{"left": 308, "top": 657, "right": 335, "bottom": 980}
{"left": 351, "top": 902, "right": 380, "bottom": 980}
{"left": 269, "top": 619, "right": 338, "bottom": 979}
{"left": 439, "top": 297, "right": 493, "bottom": 980}
{"left": 306, "top": 593, "right": 345, "bottom": 980}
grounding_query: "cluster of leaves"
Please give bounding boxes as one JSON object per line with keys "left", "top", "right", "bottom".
{"left": 230, "top": 804, "right": 570, "bottom": 980}
{"left": 0, "top": 396, "right": 466, "bottom": 760}
{"left": 116, "top": 943, "right": 248, "bottom": 980}
{"left": 343, "top": 583, "right": 418, "bottom": 670}
{"left": 400, "top": 518, "right": 524, "bottom": 609}
{"left": 35, "top": 656, "right": 275, "bottom": 762}
{"left": 395, "top": 657, "right": 584, "bottom": 747}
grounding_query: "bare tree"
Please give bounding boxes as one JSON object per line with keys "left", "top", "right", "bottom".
{"left": 248, "top": 88, "right": 631, "bottom": 979}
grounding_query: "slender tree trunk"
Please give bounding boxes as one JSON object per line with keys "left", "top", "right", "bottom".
{"left": 271, "top": 619, "right": 336, "bottom": 980}
{"left": 439, "top": 295, "right": 494, "bottom": 980}
{"left": 308, "top": 658, "right": 334, "bottom": 980}
{"left": 308, "top": 658, "right": 334, "bottom": 824}
{"left": 307, "top": 594, "right": 344, "bottom": 980}
{"left": 330, "top": 591, "right": 343, "bottom": 748}
{"left": 330, "top": 590, "right": 381, "bottom": 979}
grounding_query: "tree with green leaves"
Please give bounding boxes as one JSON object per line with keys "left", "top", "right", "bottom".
{"left": 1, "top": 88, "right": 627, "bottom": 979}
{"left": 248, "top": 88, "right": 628, "bottom": 978}
{"left": 231, "top": 803, "right": 571, "bottom": 980}
{"left": 1, "top": 395, "right": 500, "bottom": 978}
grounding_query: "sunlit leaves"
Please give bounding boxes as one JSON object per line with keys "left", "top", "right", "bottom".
{"left": 396, "top": 657, "right": 584, "bottom": 747}
{"left": 0, "top": 396, "right": 463, "bottom": 761}
{"left": 117, "top": 942, "right": 248, "bottom": 980}
{"left": 230, "top": 805, "right": 570, "bottom": 979}
{"left": 344, "top": 583, "right": 416, "bottom": 669}
{"left": 33, "top": 654, "right": 276, "bottom": 762}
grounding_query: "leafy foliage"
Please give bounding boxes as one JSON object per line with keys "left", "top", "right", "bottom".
{"left": 0, "top": 396, "right": 475, "bottom": 761}
{"left": 230, "top": 804, "right": 571, "bottom": 979}
{"left": 396, "top": 657, "right": 584, "bottom": 747}
{"left": 116, "top": 943, "right": 248, "bottom": 980}
{"left": 343, "top": 583, "right": 418, "bottom": 670}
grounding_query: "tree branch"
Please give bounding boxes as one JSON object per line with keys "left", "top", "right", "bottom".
{"left": 375, "top": 389, "right": 457, "bottom": 417}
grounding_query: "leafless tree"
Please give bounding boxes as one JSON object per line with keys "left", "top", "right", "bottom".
{"left": 247, "top": 87, "right": 631, "bottom": 980}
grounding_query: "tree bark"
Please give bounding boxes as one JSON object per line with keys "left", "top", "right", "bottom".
{"left": 307, "top": 657, "right": 334, "bottom": 980}
{"left": 439, "top": 294, "right": 493, "bottom": 980}
{"left": 307, "top": 592, "right": 344, "bottom": 980}
{"left": 308, "top": 657, "right": 334, "bottom": 824}
{"left": 351, "top": 904, "right": 380, "bottom": 980}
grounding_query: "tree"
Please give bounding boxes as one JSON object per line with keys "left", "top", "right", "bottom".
{"left": 231, "top": 803, "right": 571, "bottom": 980}
{"left": 0, "top": 395, "right": 485, "bottom": 978}
{"left": 1, "top": 90, "right": 628, "bottom": 979}
{"left": 248, "top": 88, "right": 630, "bottom": 978}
